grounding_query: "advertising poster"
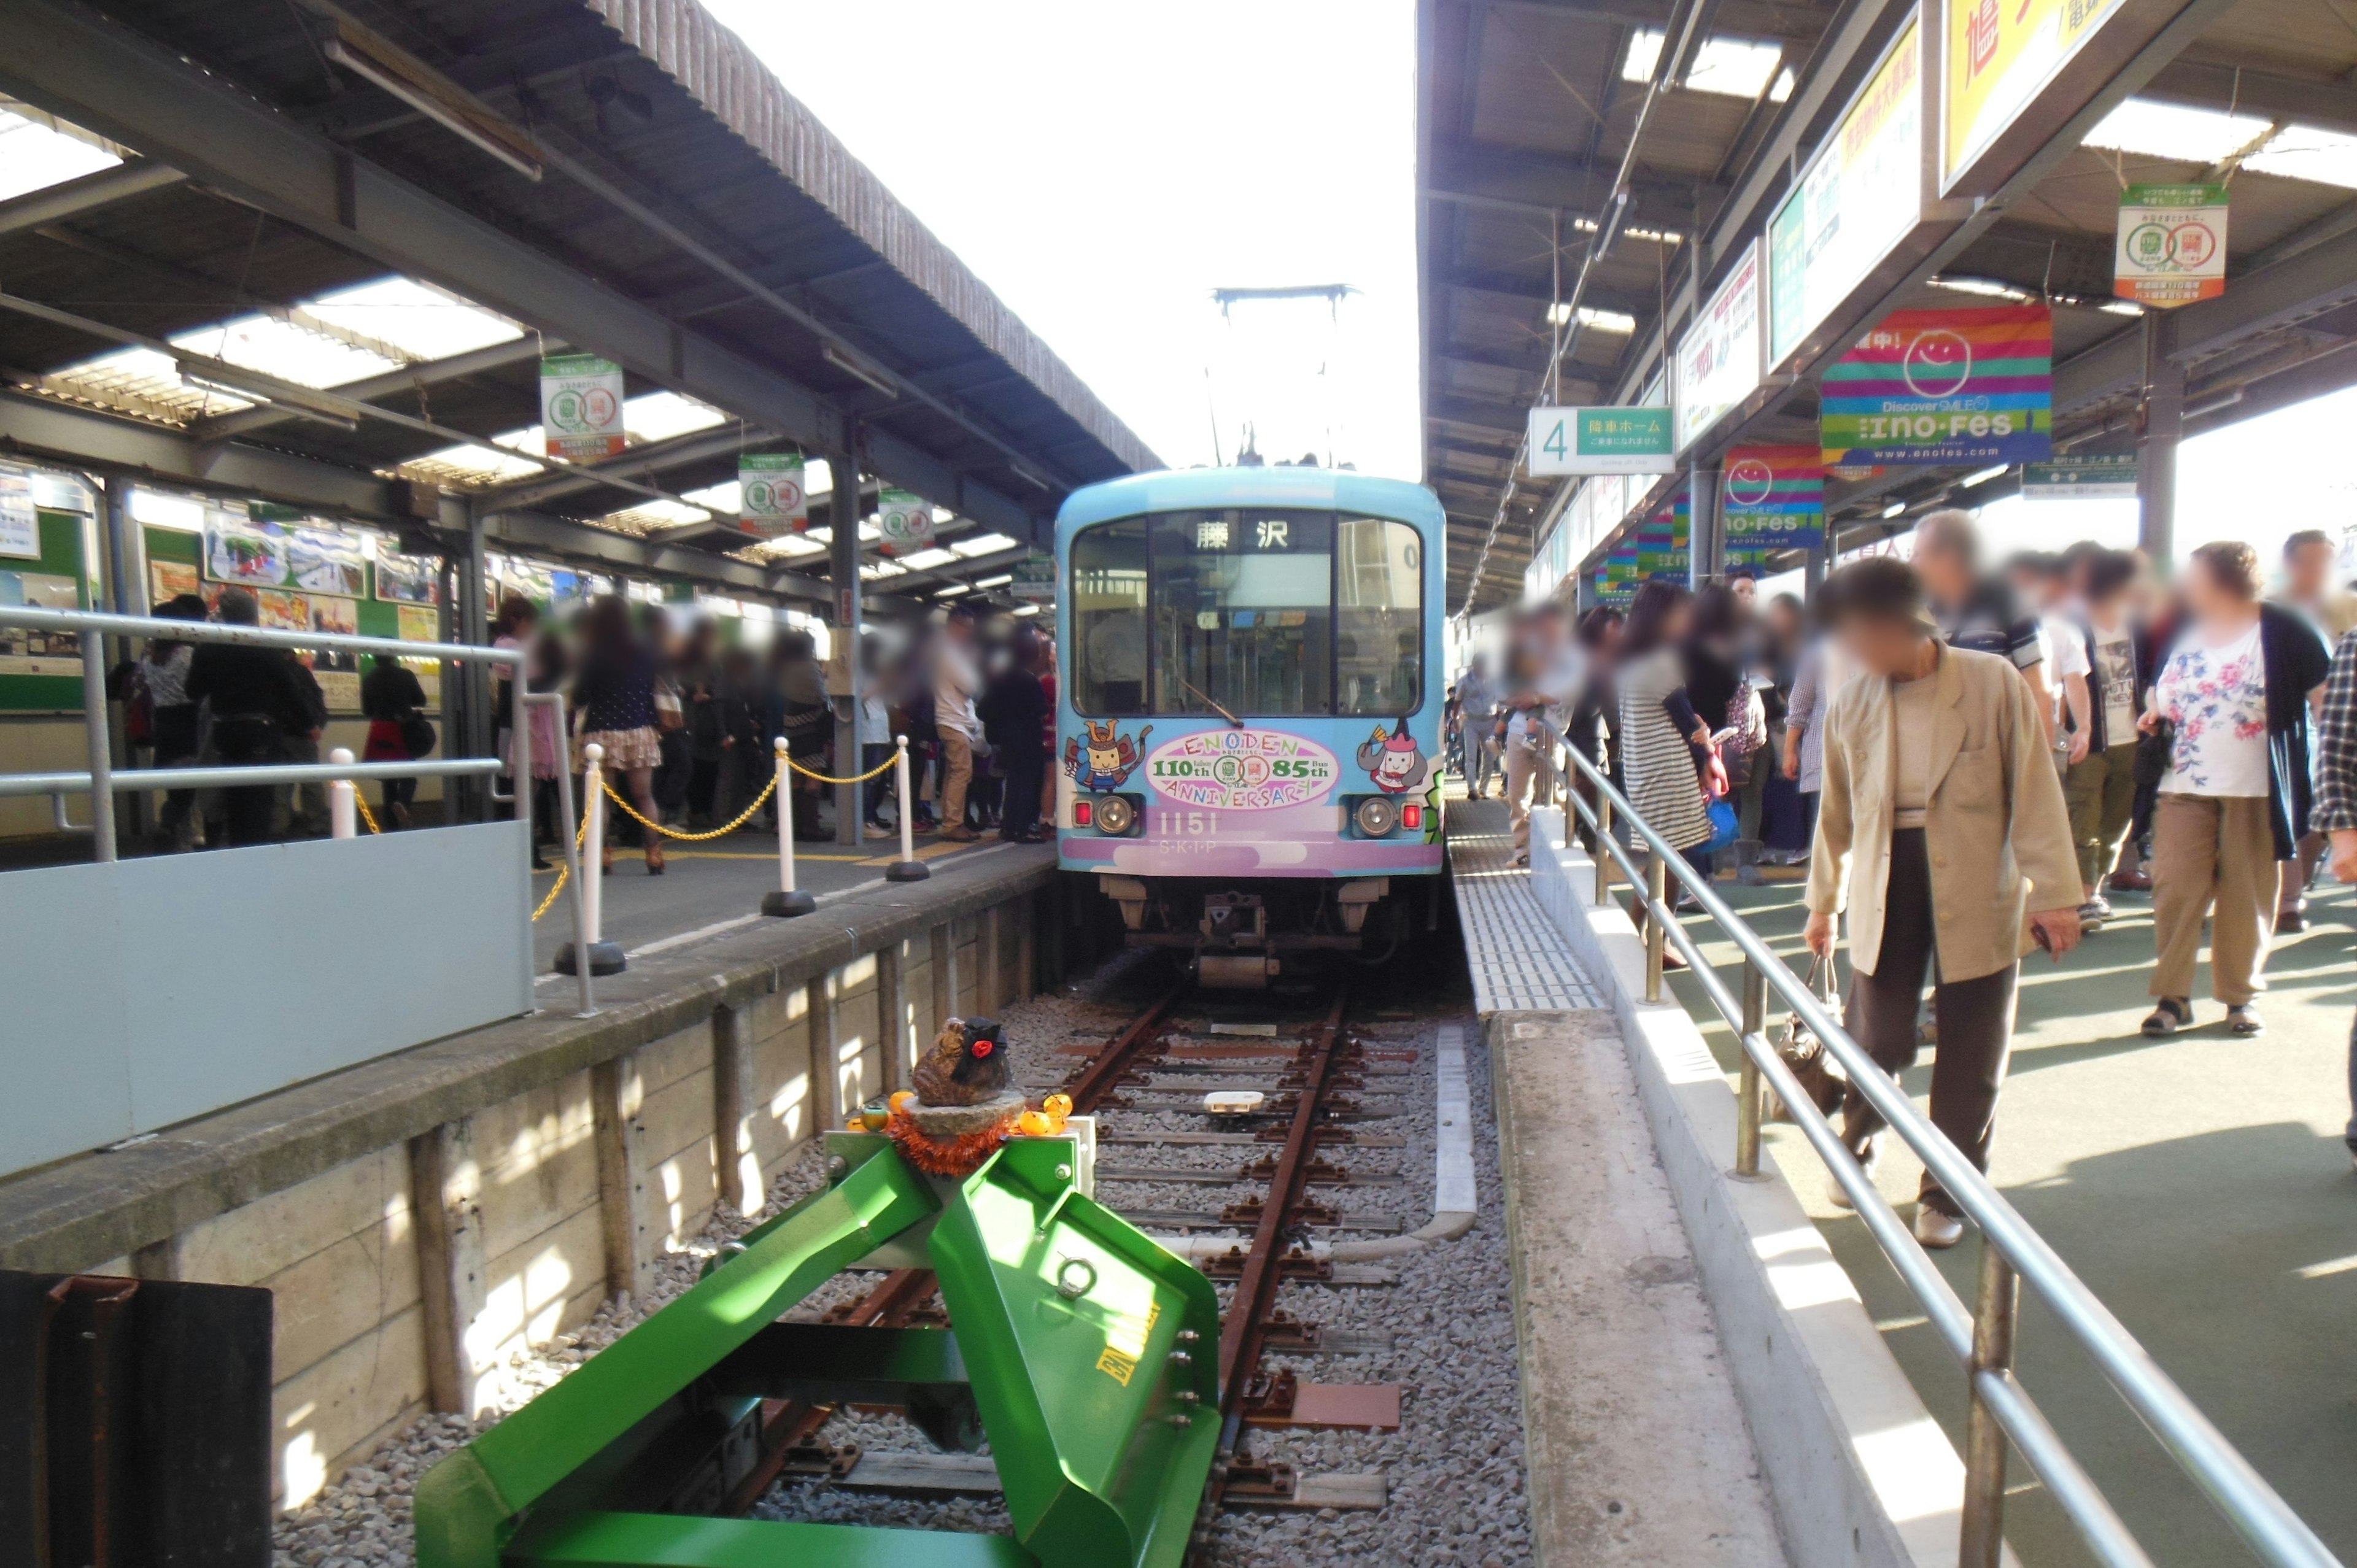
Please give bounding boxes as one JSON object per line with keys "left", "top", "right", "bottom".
{"left": 286, "top": 528, "right": 366, "bottom": 597}
{"left": 1595, "top": 541, "right": 1641, "bottom": 605}
{"left": 1528, "top": 407, "right": 1678, "bottom": 476}
{"left": 375, "top": 552, "right": 440, "bottom": 605}
{"left": 539, "top": 353, "right": 627, "bottom": 461}
{"left": 1769, "top": 23, "right": 1922, "bottom": 367}
{"left": 1635, "top": 495, "right": 1689, "bottom": 580}
{"left": 0, "top": 466, "right": 37, "bottom": 560}
{"left": 204, "top": 512, "right": 290, "bottom": 587}
{"left": 738, "top": 453, "right": 808, "bottom": 537}
{"left": 0, "top": 570, "right": 82, "bottom": 671}
{"left": 1944, "top": 0, "right": 2131, "bottom": 191}
{"left": 874, "top": 489, "right": 935, "bottom": 555}
{"left": 1821, "top": 304, "right": 2053, "bottom": 467}
{"left": 1673, "top": 241, "right": 1764, "bottom": 452}
{"left": 397, "top": 604, "right": 441, "bottom": 646}
{"left": 2115, "top": 184, "right": 2227, "bottom": 306}
{"left": 1722, "top": 447, "right": 1826, "bottom": 554}
{"left": 150, "top": 560, "right": 200, "bottom": 605}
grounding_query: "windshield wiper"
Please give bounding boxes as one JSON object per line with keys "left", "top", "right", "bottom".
{"left": 1179, "top": 674, "right": 1245, "bottom": 728}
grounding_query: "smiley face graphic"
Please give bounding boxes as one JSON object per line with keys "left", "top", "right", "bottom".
{"left": 1900, "top": 329, "right": 1972, "bottom": 400}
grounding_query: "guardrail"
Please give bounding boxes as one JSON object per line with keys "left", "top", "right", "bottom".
{"left": 0, "top": 603, "right": 597, "bottom": 1016}
{"left": 1555, "top": 738, "right": 2341, "bottom": 1568}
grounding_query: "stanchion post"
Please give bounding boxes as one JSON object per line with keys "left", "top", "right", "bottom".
{"left": 328, "top": 747, "right": 357, "bottom": 840}
{"left": 763, "top": 737, "right": 816, "bottom": 917}
{"left": 885, "top": 733, "right": 929, "bottom": 883}
{"left": 1733, "top": 959, "right": 1767, "bottom": 1179}
{"left": 555, "top": 741, "right": 626, "bottom": 975}
{"left": 1593, "top": 791, "right": 1614, "bottom": 906}
{"left": 1959, "top": 1243, "right": 2019, "bottom": 1568}
{"left": 1644, "top": 852, "right": 1667, "bottom": 1003}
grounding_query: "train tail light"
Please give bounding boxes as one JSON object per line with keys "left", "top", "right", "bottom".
{"left": 1073, "top": 799, "right": 1093, "bottom": 828}
{"left": 1402, "top": 803, "right": 1422, "bottom": 831}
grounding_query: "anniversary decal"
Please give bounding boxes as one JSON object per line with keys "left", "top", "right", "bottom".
{"left": 1145, "top": 729, "right": 1339, "bottom": 810}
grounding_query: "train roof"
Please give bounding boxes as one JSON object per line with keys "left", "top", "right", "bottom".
{"left": 1054, "top": 467, "right": 1444, "bottom": 538}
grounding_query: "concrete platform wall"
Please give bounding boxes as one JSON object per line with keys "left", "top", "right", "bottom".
{"left": 0, "top": 874, "right": 1060, "bottom": 1512}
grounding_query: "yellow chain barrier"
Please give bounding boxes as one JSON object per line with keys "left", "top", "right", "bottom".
{"left": 598, "top": 771, "right": 778, "bottom": 841}
{"left": 782, "top": 752, "right": 900, "bottom": 786}
{"left": 355, "top": 794, "right": 382, "bottom": 835}
{"left": 532, "top": 813, "right": 590, "bottom": 922}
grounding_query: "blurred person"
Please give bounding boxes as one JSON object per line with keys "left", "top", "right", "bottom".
{"left": 2011, "top": 550, "right": 2091, "bottom": 777}
{"left": 980, "top": 626, "right": 1051, "bottom": 841}
{"left": 137, "top": 593, "right": 207, "bottom": 851}
{"left": 514, "top": 621, "right": 570, "bottom": 868}
{"left": 683, "top": 634, "right": 743, "bottom": 832}
{"left": 274, "top": 651, "right": 330, "bottom": 837}
{"left": 1566, "top": 607, "right": 1625, "bottom": 851}
{"left": 934, "top": 605, "right": 984, "bottom": 841}
{"left": 2308, "top": 621, "right": 2357, "bottom": 1170}
{"left": 1781, "top": 603, "right": 1848, "bottom": 858}
{"left": 850, "top": 647, "right": 894, "bottom": 838}
{"left": 1455, "top": 653, "right": 1502, "bottom": 799}
{"left": 2273, "top": 530, "right": 2356, "bottom": 930}
{"left": 1803, "top": 558, "right": 2080, "bottom": 1249}
{"left": 360, "top": 650, "right": 430, "bottom": 830}
{"left": 717, "top": 646, "right": 762, "bottom": 821}
{"left": 765, "top": 628, "right": 830, "bottom": 843}
{"left": 1615, "top": 580, "right": 1717, "bottom": 900}
{"left": 2059, "top": 550, "right": 2147, "bottom": 926}
{"left": 1686, "top": 583, "right": 1768, "bottom": 881}
{"left": 1760, "top": 592, "right": 1811, "bottom": 862}
{"left": 573, "top": 595, "right": 667, "bottom": 873}
{"left": 1914, "top": 509, "right": 2054, "bottom": 743}
{"left": 185, "top": 588, "right": 315, "bottom": 847}
{"left": 1501, "top": 603, "right": 1584, "bottom": 865}
{"left": 2140, "top": 541, "right": 2332, "bottom": 1036}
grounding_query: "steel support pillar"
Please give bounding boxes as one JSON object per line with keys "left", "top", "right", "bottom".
{"left": 2137, "top": 313, "right": 2183, "bottom": 571}
{"left": 100, "top": 475, "right": 144, "bottom": 836}
{"left": 831, "top": 449, "right": 864, "bottom": 848}
{"left": 462, "top": 506, "right": 491, "bottom": 819}
{"left": 1688, "top": 462, "right": 1722, "bottom": 589}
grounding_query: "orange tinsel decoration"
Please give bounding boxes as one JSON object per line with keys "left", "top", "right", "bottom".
{"left": 884, "top": 1101, "right": 1021, "bottom": 1177}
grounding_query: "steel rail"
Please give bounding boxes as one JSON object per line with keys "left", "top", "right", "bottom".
{"left": 1061, "top": 986, "right": 1185, "bottom": 1114}
{"left": 1555, "top": 746, "right": 2340, "bottom": 1568}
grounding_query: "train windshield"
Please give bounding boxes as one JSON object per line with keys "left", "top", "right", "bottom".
{"left": 1069, "top": 511, "right": 1421, "bottom": 718}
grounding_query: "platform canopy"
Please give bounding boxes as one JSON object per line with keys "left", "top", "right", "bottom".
{"left": 1422, "top": 0, "right": 2357, "bottom": 612}
{"left": 0, "top": 0, "right": 1157, "bottom": 612}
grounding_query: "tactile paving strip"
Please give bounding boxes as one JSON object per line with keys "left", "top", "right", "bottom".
{"left": 1447, "top": 799, "right": 1608, "bottom": 1014}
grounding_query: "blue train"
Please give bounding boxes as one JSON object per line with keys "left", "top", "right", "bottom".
{"left": 1051, "top": 466, "right": 1447, "bottom": 986}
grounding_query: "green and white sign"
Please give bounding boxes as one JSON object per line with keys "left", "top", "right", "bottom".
{"left": 2115, "top": 183, "right": 2227, "bottom": 307}
{"left": 737, "top": 453, "right": 807, "bottom": 537}
{"left": 539, "top": 354, "right": 627, "bottom": 461}
{"left": 875, "top": 489, "right": 935, "bottom": 554}
{"left": 2023, "top": 454, "right": 2137, "bottom": 498}
{"left": 1011, "top": 552, "right": 1058, "bottom": 604}
{"left": 1527, "top": 406, "right": 1677, "bottom": 476}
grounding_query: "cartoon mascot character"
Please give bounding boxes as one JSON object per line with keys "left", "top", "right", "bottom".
{"left": 1064, "top": 719, "right": 1150, "bottom": 791}
{"left": 1357, "top": 716, "right": 1428, "bottom": 794}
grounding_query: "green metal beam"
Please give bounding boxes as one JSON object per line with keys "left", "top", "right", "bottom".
{"left": 509, "top": 1511, "right": 1037, "bottom": 1567}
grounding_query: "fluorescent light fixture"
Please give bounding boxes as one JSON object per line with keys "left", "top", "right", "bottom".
{"left": 2100, "top": 299, "right": 2146, "bottom": 317}
{"left": 823, "top": 343, "right": 899, "bottom": 397}
{"left": 1620, "top": 29, "right": 1783, "bottom": 98}
{"left": 1961, "top": 463, "right": 2010, "bottom": 487}
{"left": 973, "top": 574, "right": 1014, "bottom": 588}
{"left": 1546, "top": 303, "right": 1637, "bottom": 333}
{"left": 1881, "top": 501, "right": 1907, "bottom": 519}
{"left": 2083, "top": 98, "right": 2270, "bottom": 164}
{"left": 1928, "top": 276, "right": 2029, "bottom": 300}
{"left": 172, "top": 356, "right": 362, "bottom": 425}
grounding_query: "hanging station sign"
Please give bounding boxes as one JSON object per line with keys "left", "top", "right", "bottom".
{"left": 1673, "top": 240, "right": 1765, "bottom": 453}
{"left": 1769, "top": 22, "right": 1927, "bottom": 370}
{"left": 737, "top": 453, "right": 808, "bottom": 537}
{"left": 2023, "top": 454, "right": 2138, "bottom": 497}
{"left": 1011, "top": 552, "right": 1058, "bottom": 604}
{"left": 1527, "top": 407, "right": 1677, "bottom": 476}
{"left": 1940, "top": 0, "right": 2194, "bottom": 197}
{"left": 539, "top": 354, "right": 627, "bottom": 461}
{"left": 2115, "top": 184, "right": 2227, "bottom": 306}
{"left": 1821, "top": 304, "right": 2053, "bottom": 468}
{"left": 874, "top": 489, "right": 935, "bottom": 555}
{"left": 1721, "top": 447, "right": 1826, "bottom": 555}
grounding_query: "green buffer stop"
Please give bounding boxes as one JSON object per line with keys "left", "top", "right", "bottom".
{"left": 414, "top": 1132, "right": 1222, "bottom": 1568}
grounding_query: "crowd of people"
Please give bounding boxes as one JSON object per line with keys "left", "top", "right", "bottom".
{"left": 115, "top": 588, "right": 1061, "bottom": 863}
{"left": 1447, "top": 509, "right": 2357, "bottom": 1246}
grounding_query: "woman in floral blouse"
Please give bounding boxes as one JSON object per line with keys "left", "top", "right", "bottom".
{"left": 2140, "top": 541, "right": 2332, "bottom": 1037}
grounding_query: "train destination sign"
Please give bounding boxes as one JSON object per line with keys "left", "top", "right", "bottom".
{"left": 1145, "top": 730, "right": 1338, "bottom": 811}
{"left": 1527, "top": 406, "right": 1677, "bottom": 476}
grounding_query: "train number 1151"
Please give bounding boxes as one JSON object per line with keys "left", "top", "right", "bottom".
{"left": 1151, "top": 810, "right": 1220, "bottom": 836}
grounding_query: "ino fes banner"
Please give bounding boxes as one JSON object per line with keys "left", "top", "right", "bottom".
{"left": 1721, "top": 447, "right": 1825, "bottom": 553}
{"left": 1819, "top": 305, "right": 2052, "bottom": 468}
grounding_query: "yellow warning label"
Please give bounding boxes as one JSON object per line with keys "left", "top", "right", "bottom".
{"left": 1096, "top": 1300, "right": 1161, "bottom": 1386}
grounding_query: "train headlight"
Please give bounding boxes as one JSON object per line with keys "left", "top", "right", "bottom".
{"left": 1354, "top": 795, "right": 1399, "bottom": 838}
{"left": 1094, "top": 794, "right": 1137, "bottom": 836}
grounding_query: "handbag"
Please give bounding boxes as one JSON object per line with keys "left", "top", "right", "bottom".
{"left": 1771, "top": 953, "right": 1849, "bottom": 1121}
{"left": 1703, "top": 797, "right": 1740, "bottom": 852}
{"left": 398, "top": 709, "right": 436, "bottom": 759}
{"left": 2132, "top": 719, "right": 2174, "bottom": 792}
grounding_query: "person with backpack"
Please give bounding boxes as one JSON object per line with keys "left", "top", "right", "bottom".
{"left": 360, "top": 649, "right": 432, "bottom": 830}
{"left": 187, "top": 588, "right": 319, "bottom": 846}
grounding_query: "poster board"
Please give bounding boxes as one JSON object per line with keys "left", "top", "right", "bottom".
{"left": 0, "top": 511, "right": 92, "bottom": 708}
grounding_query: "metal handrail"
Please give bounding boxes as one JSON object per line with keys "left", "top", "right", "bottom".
{"left": 1554, "top": 739, "right": 2341, "bottom": 1568}
{"left": 2, "top": 603, "right": 597, "bottom": 1017}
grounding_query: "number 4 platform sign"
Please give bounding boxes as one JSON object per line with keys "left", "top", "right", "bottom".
{"left": 2116, "top": 184, "right": 2226, "bottom": 307}
{"left": 1527, "top": 407, "right": 1678, "bottom": 477}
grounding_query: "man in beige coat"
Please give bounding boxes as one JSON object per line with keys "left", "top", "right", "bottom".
{"left": 1803, "top": 558, "right": 2082, "bottom": 1248}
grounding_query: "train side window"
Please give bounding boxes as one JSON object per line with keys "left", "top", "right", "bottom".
{"left": 1070, "top": 519, "right": 1149, "bottom": 715}
{"left": 1148, "top": 511, "right": 1333, "bottom": 717}
{"left": 1334, "top": 517, "right": 1422, "bottom": 716}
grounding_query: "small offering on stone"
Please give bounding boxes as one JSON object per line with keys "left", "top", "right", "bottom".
{"left": 889, "top": 1016, "right": 1027, "bottom": 1176}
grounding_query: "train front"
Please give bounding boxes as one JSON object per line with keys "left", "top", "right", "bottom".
{"left": 1053, "top": 468, "right": 1446, "bottom": 987}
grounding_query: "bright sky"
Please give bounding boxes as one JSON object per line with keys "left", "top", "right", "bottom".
{"left": 700, "top": 0, "right": 1422, "bottom": 481}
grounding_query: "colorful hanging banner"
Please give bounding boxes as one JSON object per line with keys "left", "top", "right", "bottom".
{"left": 1595, "top": 541, "right": 1641, "bottom": 605}
{"left": 737, "top": 453, "right": 808, "bottom": 537}
{"left": 2115, "top": 184, "right": 2227, "bottom": 307}
{"left": 1820, "top": 304, "right": 2052, "bottom": 468}
{"left": 539, "top": 353, "right": 627, "bottom": 461}
{"left": 1635, "top": 493, "right": 1690, "bottom": 580}
{"left": 1722, "top": 446, "right": 1825, "bottom": 554}
{"left": 875, "top": 489, "right": 935, "bottom": 555}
